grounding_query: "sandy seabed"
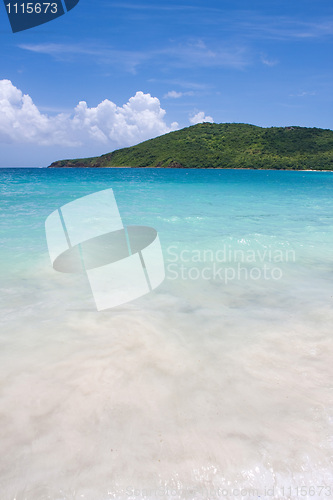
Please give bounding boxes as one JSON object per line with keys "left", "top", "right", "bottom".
{"left": 0, "top": 261, "right": 332, "bottom": 500}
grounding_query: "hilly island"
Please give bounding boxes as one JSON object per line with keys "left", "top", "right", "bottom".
{"left": 48, "top": 123, "right": 333, "bottom": 170}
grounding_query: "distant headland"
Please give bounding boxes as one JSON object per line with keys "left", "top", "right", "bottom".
{"left": 47, "top": 123, "right": 333, "bottom": 170}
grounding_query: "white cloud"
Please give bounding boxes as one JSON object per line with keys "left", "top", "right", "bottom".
{"left": 164, "top": 90, "right": 195, "bottom": 99}
{"left": 164, "top": 91, "right": 184, "bottom": 99}
{"left": 167, "top": 40, "right": 250, "bottom": 69}
{"left": 189, "top": 111, "right": 214, "bottom": 125}
{"left": 238, "top": 15, "right": 333, "bottom": 41}
{"left": 260, "top": 54, "right": 279, "bottom": 67}
{"left": 19, "top": 43, "right": 148, "bottom": 74}
{"left": 0, "top": 80, "right": 179, "bottom": 148}
{"left": 19, "top": 39, "right": 250, "bottom": 72}
{"left": 289, "top": 90, "right": 316, "bottom": 97}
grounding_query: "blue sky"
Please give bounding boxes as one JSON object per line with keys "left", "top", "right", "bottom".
{"left": 0, "top": 0, "right": 332, "bottom": 166}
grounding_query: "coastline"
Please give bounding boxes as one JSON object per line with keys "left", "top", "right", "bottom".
{"left": 46, "top": 166, "right": 333, "bottom": 171}
{"left": 1, "top": 166, "right": 332, "bottom": 172}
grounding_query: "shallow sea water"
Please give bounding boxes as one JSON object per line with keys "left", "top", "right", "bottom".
{"left": 0, "top": 168, "right": 332, "bottom": 500}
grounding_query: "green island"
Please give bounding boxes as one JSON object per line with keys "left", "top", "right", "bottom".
{"left": 48, "top": 122, "right": 333, "bottom": 170}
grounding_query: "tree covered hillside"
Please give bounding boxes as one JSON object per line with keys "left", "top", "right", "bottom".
{"left": 48, "top": 123, "right": 333, "bottom": 170}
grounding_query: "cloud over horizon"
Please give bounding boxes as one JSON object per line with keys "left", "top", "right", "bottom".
{"left": 0, "top": 80, "right": 179, "bottom": 149}
{"left": 189, "top": 111, "right": 214, "bottom": 125}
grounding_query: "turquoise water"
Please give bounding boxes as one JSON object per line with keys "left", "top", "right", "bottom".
{"left": 0, "top": 168, "right": 333, "bottom": 499}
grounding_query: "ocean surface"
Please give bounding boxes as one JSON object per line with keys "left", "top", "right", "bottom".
{"left": 0, "top": 168, "right": 332, "bottom": 500}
